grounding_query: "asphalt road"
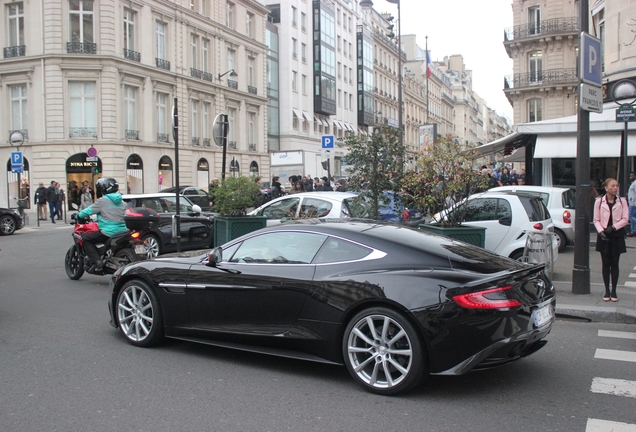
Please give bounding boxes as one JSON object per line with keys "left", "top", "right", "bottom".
{"left": 1, "top": 226, "right": 635, "bottom": 431}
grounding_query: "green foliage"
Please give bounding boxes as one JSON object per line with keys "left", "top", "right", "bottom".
{"left": 338, "top": 126, "right": 406, "bottom": 219}
{"left": 402, "top": 135, "right": 487, "bottom": 227}
{"left": 213, "top": 176, "right": 262, "bottom": 217}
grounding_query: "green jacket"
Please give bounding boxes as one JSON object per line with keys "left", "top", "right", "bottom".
{"left": 77, "top": 193, "right": 127, "bottom": 236}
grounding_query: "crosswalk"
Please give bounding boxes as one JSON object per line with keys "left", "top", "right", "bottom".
{"left": 586, "top": 329, "right": 636, "bottom": 431}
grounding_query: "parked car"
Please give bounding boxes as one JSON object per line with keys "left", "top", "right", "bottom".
{"left": 108, "top": 220, "right": 556, "bottom": 395}
{"left": 431, "top": 191, "right": 558, "bottom": 261}
{"left": 121, "top": 193, "right": 215, "bottom": 258}
{"left": 247, "top": 191, "right": 358, "bottom": 226}
{"left": 0, "top": 207, "right": 24, "bottom": 235}
{"left": 347, "top": 192, "right": 425, "bottom": 226}
{"left": 159, "top": 186, "right": 212, "bottom": 211}
{"left": 489, "top": 186, "right": 575, "bottom": 252}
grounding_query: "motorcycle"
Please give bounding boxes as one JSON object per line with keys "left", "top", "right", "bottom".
{"left": 64, "top": 207, "right": 159, "bottom": 280}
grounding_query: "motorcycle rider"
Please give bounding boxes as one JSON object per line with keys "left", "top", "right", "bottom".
{"left": 77, "top": 178, "right": 127, "bottom": 272}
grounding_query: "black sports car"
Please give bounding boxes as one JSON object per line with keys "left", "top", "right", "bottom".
{"left": 0, "top": 207, "right": 24, "bottom": 235}
{"left": 108, "top": 220, "right": 556, "bottom": 395}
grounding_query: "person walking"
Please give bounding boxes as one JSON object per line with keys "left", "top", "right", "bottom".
{"left": 289, "top": 181, "right": 304, "bottom": 194}
{"left": 628, "top": 172, "right": 636, "bottom": 237}
{"left": 45, "top": 181, "right": 58, "bottom": 223}
{"left": 321, "top": 176, "right": 333, "bottom": 191}
{"left": 271, "top": 176, "right": 283, "bottom": 199}
{"left": 34, "top": 182, "right": 48, "bottom": 220}
{"left": 54, "top": 182, "right": 64, "bottom": 220}
{"left": 80, "top": 186, "right": 93, "bottom": 210}
{"left": 593, "top": 178, "right": 629, "bottom": 302}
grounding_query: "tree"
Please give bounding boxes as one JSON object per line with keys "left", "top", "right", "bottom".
{"left": 338, "top": 126, "right": 406, "bottom": 219}
{"left": 213, "top": 176, "right": 262, "bottom": 217}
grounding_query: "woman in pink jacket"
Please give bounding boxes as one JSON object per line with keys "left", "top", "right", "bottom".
{"left": 593, "top": 178, "right": 629, "bottom": 302}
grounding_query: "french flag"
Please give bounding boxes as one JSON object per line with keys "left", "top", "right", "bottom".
{"left": 426, "top": 51, "right": 432, "bottom": 78}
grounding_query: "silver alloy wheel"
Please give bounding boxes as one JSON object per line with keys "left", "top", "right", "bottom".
{"left": 0, "top": 216, "right": 16, "bottom": 235}
{"left": 143, "top": 235, "right": 160, "bottom": 258}
{"left": 346, "top": 314, "right": 413, "bottom": 389}
{"left": 117, "top": 283, "right": 154, "bottom": 342}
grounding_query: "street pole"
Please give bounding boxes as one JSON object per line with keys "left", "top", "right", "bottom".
{"left": 572, "top": 0, "right": 590, "bottom": 295}
{"left": 397, "top": 0, "right": 403, "bottom": 164}
{"left": 426, "top": 36, "right": 429, "bottom": 124}
{"left": 172, "top": 98, "right": 181, "bottom": 252}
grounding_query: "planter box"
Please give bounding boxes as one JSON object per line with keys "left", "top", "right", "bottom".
{"left": 214, "top": 216, "right": 267, "bottom": 247}
{"left": 418, "top": 224, "right": 486, "bottom": 248}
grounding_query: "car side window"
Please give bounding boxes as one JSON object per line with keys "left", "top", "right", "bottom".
{"left": 229, "top": 232, "right": 328, "bottom": 264}
{"left": 300, "top": 198, "right": 333, "bottom": 218}
{"left": 313, "top": 237, "right": 373, "bottom": 264}
{"left": 163, "top": 196, "right": 192, "bottom": 212}
{"left": 462, "top": 198, "right": 498, "bottom": 222}
{"left": 496, "top": 199, "right": 512, "bottom": 218}
{"left": 142, "top": 198, "right": 163, "bottom": 212}
{"left": 260, "top": 198, "right": 299, "bottom": 219}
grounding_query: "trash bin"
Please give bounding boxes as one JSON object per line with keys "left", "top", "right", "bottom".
{"left": 522, "top": 231, "right": 555, "bottom": 278}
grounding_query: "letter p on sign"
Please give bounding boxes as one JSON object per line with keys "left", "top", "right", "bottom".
{"left": 581, "top": 32, "right": 602, "bottom": 86}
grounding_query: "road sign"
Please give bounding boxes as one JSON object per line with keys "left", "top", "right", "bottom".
{"left": 616, "top": 104, "right": 636, "bottom": 122}
{"left": 87, "top": 146, "right": 98, "bottom": 157}
{"left": 580, "top": 32, "right": 602, "bottom": 86}
{"left": 321, "top": 148, "right": 333, "bottom": 159}
{"left": 11, "top": 151, "right": 23, "bottom": 166}
{"left": 86, "top": 156, "right": 98, "bottom": 161}
{"left": 11, "top": 165, "right": 23, "bottom": 174}
{"left": 580, "top": 83, "right": 603, "bottom": 113}
{"left": 321, "top": 135, "right": 334, "bottom": 149}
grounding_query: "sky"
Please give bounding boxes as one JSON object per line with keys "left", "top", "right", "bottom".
{"left": 374, "top": 0, "right": 514, "bottom": 120}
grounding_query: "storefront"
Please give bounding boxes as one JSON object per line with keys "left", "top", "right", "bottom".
{"left": 5, "top": 157, "right": 30, "bottom": 209}
{"left": 197, "top": 158, "right": 209, "bottom": 188}
{"left": 66, "top": 153, "right": 102, "bottom": 209}
{"left": 126, "top": 154, "right": 144, "bottom": 194}
{"left": 158, "top": 156, "right": 173, "bottom": 191}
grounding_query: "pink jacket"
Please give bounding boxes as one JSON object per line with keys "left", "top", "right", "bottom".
{"left": 593, "top": 195, "right": 629, "bottom": 233}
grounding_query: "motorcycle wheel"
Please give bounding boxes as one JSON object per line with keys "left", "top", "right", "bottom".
{"left": 65, "top": 245, "right": 85, "bottom": 280}
{"left": 114, "top": 248, "right": 139, "bottom": 265}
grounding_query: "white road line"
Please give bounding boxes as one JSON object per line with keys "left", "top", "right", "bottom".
{"left": 591, "top": 377, "right": 636, "bottom": 398}
{"left": 629, "top": 273, "right": 636, "bottom": 278}
{"left": 595, "top": 349, "right": 636, "bottom": 363}
{"left": 587, "top": 418, "right": 636, "bottom": 431}
{"left": 625, "top": 281, "right": 636, "bottom": 288}
{"left": 599, "top": 330, "right": 636, "bottom": 340}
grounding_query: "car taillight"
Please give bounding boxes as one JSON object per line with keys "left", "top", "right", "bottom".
{"left": 453, "top": 286, "right": 521, "bottom": 309}
{"left": 130, "top": 231, "right": 141, "bottom": 239}
{"left": 533, "top": 223, "right": 544, "bottom": 230}
{"left": 563, "top": 210, "right": 571, "bottom": 224}
{"left": 403, "top": 209, "right": 409, "bottom": 221}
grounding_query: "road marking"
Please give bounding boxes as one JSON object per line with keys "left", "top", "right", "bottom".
{"left": 625, "top": 281, "right": 636, "bottom": 288}
{"left": 586, "top": 418, "right": 636, "bottom": 431}
{"left": 598, "top": 330, "right": 636, "bottom": 340}
{"left": 595, "top": 349, "right": 636, "bottom": 363}
{"left": 591, "top": 377, "right": 636, "bottom": 398}
{"left": 629, "top": 273, "right": 636, "bottom": 278}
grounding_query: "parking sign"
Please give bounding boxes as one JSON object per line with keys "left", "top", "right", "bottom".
{"left": 321, "top": 135, "right": 334, "bottom": 149}
{"left": 580, "top": 32, "right": 602, "bottom": 86}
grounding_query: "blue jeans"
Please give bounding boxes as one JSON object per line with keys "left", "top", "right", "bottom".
{"left": 630, "top": 205, "right": 636, "bottom": 234}
{"left": 48, "top": 202, "right": 56, "bottom": 221}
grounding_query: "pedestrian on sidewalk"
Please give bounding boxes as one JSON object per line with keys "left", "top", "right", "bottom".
{"left": 34, "top": 182, "right": 48, "bottom": 220}
{"left": 593, "top": 178, "right": 629, "bottom": 302}
{"left": 80, "top": 186, "right": 93, "bottom": 210}
{"left": 628, "top": 172, "right": 636, "bottom": 237}
{"left": 45, "top": 181, "right": 58, "bottom": 223}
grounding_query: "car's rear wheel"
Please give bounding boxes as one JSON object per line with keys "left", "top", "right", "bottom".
{"left": 0, "top": 215, "right": 16, "bottom": 235}
{"left": 114, "top": 248, "right": 139, "bottom": 265}
{"left": 116, "top": 280, "right": 163, "bottom": 347}
{"left": 343, "top": 307, "right": 426, "bottom": 395}
{"left": 142, "top": 234, "right": 160, "bottom": 258}
{"left": 554, "top": 229, "right": 567, "bottom": 252}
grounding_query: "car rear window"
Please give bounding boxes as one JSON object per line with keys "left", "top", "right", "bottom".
{"left": 562, "top": 188, "right": 575, "bottom": 209}
{"left": 518, "top": 196, "right": 549, "bottom": 221}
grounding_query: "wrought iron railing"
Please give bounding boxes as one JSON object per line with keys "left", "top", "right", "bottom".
{"left": 4, "top": 45, "right": 25, "bottom": 58}
{"left": 67, "top": 42, "right": 97, "bottom": 54}
{"left": 504, "top": 17, "right": 579, "bottom": 42}
{"left": 504, "top": 68, "right": 578, "bottom": 89}
{"left": 69, "top": 127, "right": 97, "bottom": 138}
{"left": 191, "top": 68, "right": 203, "bottom": 79}
{"left": 124, "top": 49, "right": 140, "bottom": 62}
{"left": 155, "top": 58, "right": 170, "bottom": 70}
{"left": 248, "top": 86, "right": 257, "bottom": 95}
{"left": 229, "top": 141, "right": 237, "bottom": 149}
{"left": 249, "top": 143, "right": 256, "bottom": 151}
{"left": 157, "top": 133, "right": 169, "bottom": 143}
{"left": 228, "top": 79, "right": 238, "bottom": 89}
{"left": 203, "top": 138, "right": 211, "bottom": 147}
{"left": 192, "top": 137, "right": 200, "bottom": 146}
{"left": 125, "top": 129, "right": 139, "bottom": 140}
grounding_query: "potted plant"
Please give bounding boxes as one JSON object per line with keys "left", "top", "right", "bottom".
{"left": 213, "top": 176, "right": 267, "bottom": 246}
{"left": 402, "top": 135, "right": 488, "bottom": 247}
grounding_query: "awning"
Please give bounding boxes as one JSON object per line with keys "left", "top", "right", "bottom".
{"left": 292, "top": 109, "right": 302, "bottom": 119}
{"left": 533, "top": 133, "right": 628, "bottom": 158}
{"left": 314, "top": 116, "right": 325, "bottom": 127}
{"left": 334, "top": 120, "right": 343, "bottom": 129}
{"left": 302, "top": 111, "right": 312, "bottom": 122}
{"left": 475, "top": 132, "right": 529, "bottom": 156}
{"left": 345, "top": 123, "right": 355, "bottom": 131}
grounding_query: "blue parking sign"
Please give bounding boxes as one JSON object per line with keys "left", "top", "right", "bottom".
{"left": 11, "top": 151, "right": 23, "bottom": 166}
{"left": 321, "top": 135, "right": 334, "bottom": 149}
{"left": 580, "top": 32, "right": 602, "bottom": 86}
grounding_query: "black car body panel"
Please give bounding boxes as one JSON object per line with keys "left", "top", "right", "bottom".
{"left": 0, "top": 207, "right": 24, "bottom": 235}
{"left": 109, "top": 220, "right": 555, "bottom": 380}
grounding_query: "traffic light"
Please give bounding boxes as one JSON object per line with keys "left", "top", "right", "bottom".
{"left": 91, "top": 166, "right": 99, "bottom": 176}
{"left": 321, "top": 160, "right": 329, "bottom": 171}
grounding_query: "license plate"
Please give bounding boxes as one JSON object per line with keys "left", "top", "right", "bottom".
{"left": 134, "top": 244, "right": 147, "bottom": 255}
{"left": 532, "top": 304, "right": 553, "bottom": 327}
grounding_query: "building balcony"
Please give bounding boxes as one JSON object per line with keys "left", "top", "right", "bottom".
{"left": 192, "top": 137, "right": 200, "bottom": 146}
{"left": 67, "top": 42, "right": 96, "bottom": 54}
{"left": 69, "top": 127, "right": 97, "bottom": 138}
{"left": 504, "top": 17, "right": 578, "bottom": 43}
{"left": 249, "top": 143, "right": 257, "bottom": 152}
{"left": 248, "top": 85, "right": 257, "bottom": 95}
{"left": 227, "top": 79, "right": 238, "bottom": 89}
{"left": 229, "top": 141, "right": 237, "bottom": 150}
{"left": 155, "top": 58, "right": 170, "bottom": 71}
{"left": 157, "top": 133, "right": 169, "bottom": 143}
{"left": 203, "top": 138, "right": 211, "bottom": 147}
{"left": 125, "top": 129, "right": 139, "bottom": 140}
{"left": 123, "top": 49, "right": 140, "bottom": 62}
{"left": 504, "top": 68, "right": 578, "bottom": 90}
{"left": 3, "top": 45, "right": 25, "bottom": 58}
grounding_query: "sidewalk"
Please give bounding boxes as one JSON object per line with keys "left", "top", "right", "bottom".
{"left": 551, "top": 237, "right": 636, "bottom": 323}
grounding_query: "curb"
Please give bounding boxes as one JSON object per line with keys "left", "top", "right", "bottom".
{"left": 555, "top": 304, "right": 636, "bottom": 324}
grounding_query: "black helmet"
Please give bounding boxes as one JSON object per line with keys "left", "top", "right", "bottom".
{"left": 96, "top": 177, "right": 119, "bottom": 198}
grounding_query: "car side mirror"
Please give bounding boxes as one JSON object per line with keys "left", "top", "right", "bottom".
{"left": 498, "top": 215, "right": 512, "bottom": 226}
{"left": 205, "top": 247, "right": 222, "bottom": 267}
{"left": 191, "top": 204, "right": 202, "bottom": 214}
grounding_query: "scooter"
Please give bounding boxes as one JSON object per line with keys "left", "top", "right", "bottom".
{"left": 64, "top": 208, "right": 157, "bottom": 280}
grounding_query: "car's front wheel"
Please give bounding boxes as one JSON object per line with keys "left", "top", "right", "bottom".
{"left": 342, "top": 307, "right": 426, "bottom": 395}
{"left": 0, "top": 215, "right": 16, "bottom": 235}
{"left": 116, "top": 280, "right": 163, "bottom": 347}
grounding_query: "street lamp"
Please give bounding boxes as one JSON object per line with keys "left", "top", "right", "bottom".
{"left": 360, "top": 0, "right": 403, "bottom": 159}
{"left": 218, "top": 69, "right": 238, "bottom": 81}
{"left": 612, "top": 80, "right": 636, "bottom": 197}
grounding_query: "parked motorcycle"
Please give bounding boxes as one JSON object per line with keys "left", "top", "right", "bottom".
{"left": 64, "top": 207, "right": 159, "bottom": 280}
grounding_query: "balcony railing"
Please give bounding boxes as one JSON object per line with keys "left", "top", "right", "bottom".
{"left": 157, "top": 133, "right": 169, "bottom": 143}
{"left": 155, "top": 58, "right": 170, "bottom": 71}
{"left": 229, "top": 141, "right": 237, "bottom": 149}
{"left": 4, "top": 45, "right": 25, "bottom": 58}
{"left": 125, "top": 129, "right": 139, "bottom": 140}
{"left": 227, "top": 79, "right": 238, "bottom": 89}
{"left": 203, "top": 138, "right": 211, "bottom": 147}
{"left": 249, "top": 143, "right": 256, "bottom": 152}
{"left": 248, "top": 86, "right": 257, "bottom": 95}
{"left": 192, "top": 137, "right": 200, "bottom": 146}
{"left": 504, "top": 68, "right": 578, "bottom": 89}
{"left": 67, "top": 42, "right": 97, "bottom": 54}
{"left": 69, "top": 127, "right": 97, "bottom": 138}
{"left": 123, "top": 49, "right": 140, "bottom": 62}
{"left": 504, "top": 17, "right": 578, "bottom": 42}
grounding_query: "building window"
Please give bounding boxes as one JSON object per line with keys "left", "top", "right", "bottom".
{"left": 156, "top": 92, "right": 168, "bottom": 141}
{"left": 301, "top": 12, "right": 306, "bottom": 31}
{"left": 69, "top": 0, "right": 94, "bottom": 44}
{"left": 156, "top": 21, "right": 166, "bottom": 60}
{"left": 10, "top": 84, "right": 27, "bottom": 132}
{"left": 344, "top": 91, "right": 348, "bottom": 109}
{"left": 123, "top": 8, "right": 135, "bottom": 51}
{"left": 190, "top": 34, "right": 198, "bottom": 69}
{"left": 292, "top": 71, "right": 297, "bottom": 92}
{"left": 247, "top": 12, "right": 253, "bottom": 38}
{"left": 191, "top": 100, "right": 199, "bottom": 145}
{"left": 529, "top": 51, "right": 543, "bottom": 83}
{"left": 248, "top": 112, "right": 256, "bottom": 147}
{"left": 7, "top": 2, "right": 25, "bottom": 50}
{"left": 227, "top": 47, "right": 235, "bottom": 72}
{"left": 292, "top": 38, "right": 297, "bottom": 59}
{"left": 69, "top": 82, "right": 97, "bottom": 136}
{"left": 302, "top": 74, "right": 307, "bottom": 95}
{"left": 202, "top": 102, "right": 210, "bottom": 145}
{"left": 123, "top": 85, "right": 137, "bottom": 137}
{"left": 247, "top": 56, "right": 255, "bottom": 86}
{"left": 291, "top": 6, "right": 297, "bottom": 26}
{"left": 528, "top": 6, "right": 541, "bottom": 35}
{"left": 202, "top": 38, "right": 209, "bottom": 72}
{"left": 226, "top": 2, "right": 234, "bottom": 29}
{"left": 228, "top": 107, "right": 237, "bottom": 147}
{"left": 528, "top": 98, "right": 542, "bottom": 122}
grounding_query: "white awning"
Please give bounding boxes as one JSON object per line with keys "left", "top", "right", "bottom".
{"left": 333, "top": 120, "right": 343, "bottom": 129}
{"left": 348, "top": 123, "right": 356, "bottom": 131}
{"left": 292, "top": 109, "right": 302, "bottom": 118}
{"left": 533, "top": 133, "right": 625, "bottom": 158}
{"left": 302, "top": 111, "right": 312, "bottom": 122}
{"left": 314, "top": 116, "right": 324, "bottom": 127}
{"left": 475, "top": 132, "right": 524, "bottom": 156}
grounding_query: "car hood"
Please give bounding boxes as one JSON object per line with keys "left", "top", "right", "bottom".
{"left": 155, "top": 249, "right": 210, "bottom": 260}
